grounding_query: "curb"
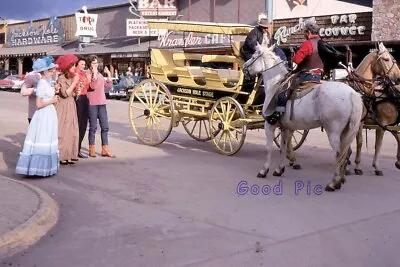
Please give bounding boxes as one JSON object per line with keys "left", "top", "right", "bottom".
{"left": 0, "top": 176, "right": 59, "bottom": 259}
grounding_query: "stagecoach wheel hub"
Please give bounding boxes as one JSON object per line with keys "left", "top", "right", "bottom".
{"left": 218, "top": 122, "right": 224, "bottom": 130}
{"left": 144, "top": 109, "right": 151, "bottom": 116}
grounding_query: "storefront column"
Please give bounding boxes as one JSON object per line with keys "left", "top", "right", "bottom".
{"left": 17, "top": 57, "right": 23, "bottom": 76}
{"left": 4, "top": 58, "right": 9, "bottom": 70}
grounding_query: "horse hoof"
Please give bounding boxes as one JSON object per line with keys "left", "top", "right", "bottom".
{"left": 273, "top": 167, "right": 285, "bottom": 177}
{"left": 375, "top": 170, "right": 384, "bottom": 176}
{"left": 354, "top": 169, "right": 363, "bottom": 175}
{"left": 325, "top": 185, "right": 335, "bottom": 192}
{"left": 340, "top": 177, "right": 346, "bottom": 184}
{"left": 257, "top": 169, "right": 268, "bottom": 178}
{"left": 334, "top": 182, "right": 342, "bottom": 190}
{"left": 345, "top": 169, "right": 351, "bottom": 176}
{"left": 347, "top": 159, "right": 351, "bottom": 166}
{"left": 395, "top": 161, "right": 400, "bottom": 170}
{"left": 289, "top": 162, "right": 294, "bottom": 166}
{"left": 292, "top": 164, "right": 302, "bottom": 170}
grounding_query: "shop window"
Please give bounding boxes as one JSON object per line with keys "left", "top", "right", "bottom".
{"left": 0, "top": 33, "right": 5, "bottom": 45}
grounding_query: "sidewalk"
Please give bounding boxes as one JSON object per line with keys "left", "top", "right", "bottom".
{"left": 0, "top": 175, "right": 59, "bottom": 259}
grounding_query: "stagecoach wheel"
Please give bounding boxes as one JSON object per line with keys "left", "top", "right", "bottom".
{"left": 274, "top": 129, "right": 309, "bottom": 151}
{"left": 129, "top": 79, "right": 174, "bottom": 146}
{"left": 182, "top": 119, "right": 212, "bottom": 142}
{"left": 209, "top": 97, "right": 247, "bottom": 156}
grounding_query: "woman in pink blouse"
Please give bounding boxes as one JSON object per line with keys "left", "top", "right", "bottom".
{"left": 86, "top": 55, "right": 115, "bottom": 158}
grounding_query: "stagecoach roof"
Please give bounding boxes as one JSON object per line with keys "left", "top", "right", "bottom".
{"left": 147, "top": 20, "right": 254, "bottom": 35}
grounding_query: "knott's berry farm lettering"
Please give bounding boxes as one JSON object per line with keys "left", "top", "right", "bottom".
{"left": 7, "top": 17, "right": 64, "bottom": 47}
{"left": 274, "top": 13, "right": 367, "bottom": 45}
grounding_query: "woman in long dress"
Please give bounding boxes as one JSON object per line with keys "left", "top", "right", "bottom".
{"left": 55, "top": 53, "right": 80, "bottom": 165}
{"left": 15, "top": 57, "right": 60, "bottom": 177}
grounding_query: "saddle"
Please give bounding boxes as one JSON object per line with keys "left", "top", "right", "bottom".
{"left": 274, "top": 72, "right": 323, "bottom": 121}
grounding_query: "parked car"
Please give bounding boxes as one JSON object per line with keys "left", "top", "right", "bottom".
{"left": 105, "top": 77, "right": 119, "bottom": 99}
{"left": 0, "top": 75, "right": 24, "bottom": 91}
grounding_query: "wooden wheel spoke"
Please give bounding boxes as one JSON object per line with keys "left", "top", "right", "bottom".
{"left": 203, "top": 120, "right": 210, "bottom": 137}
{"left": 227, "top": 107, "right": 237, "bottom": 124}
{"left": 215, "top": 108, "right": 224, "bottom": 122}
{"left": 190, "top": 120, "right": 198, "bottom": 135}
{"left": 140, "top": 86, "right": 151, "bottom": 106}
{"left": 228, "top": 130, "right": 240, "bottom": 145}
{"left": 292, "top": 134, "right": 299, "bottom": 146}
{"left": 132, "top": 114, "right": 146, "bottom": 121}
{"left": 226, "top": 132, "right": 234, "bottom": 152}
{"left": 198, "top": 120, "right": 202, "bottom": 139}
{"left": 134, "top": 93, "right": 149, "bottom": 108}
{"left": 130, "top": 105, "right": 146, "bottom": 111}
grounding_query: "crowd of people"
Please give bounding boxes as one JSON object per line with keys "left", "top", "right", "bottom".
{"left": 16, "top": 53, "right": 115, "bottom": 177}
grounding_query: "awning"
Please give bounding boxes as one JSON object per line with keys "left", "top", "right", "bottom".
{"left": 48, "top": 37, "right": 159, "bottom": 57}
{"left": 0, "top": 44, "right": 60, "bottom": 58}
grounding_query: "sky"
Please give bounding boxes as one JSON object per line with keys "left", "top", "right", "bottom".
{"left": 1, "top": 0, "right": 128, "bottom": 21}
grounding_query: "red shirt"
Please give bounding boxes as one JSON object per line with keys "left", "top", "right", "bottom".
{"left": 76, "top": 70, "right": 90, "bottom": 95}
{"left": 292, "top": 40, "right": 313, "bottom": 65}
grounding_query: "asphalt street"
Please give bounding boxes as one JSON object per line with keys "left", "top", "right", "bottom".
{"left": 1, "top": 91, "right": 400, "bottom": 267}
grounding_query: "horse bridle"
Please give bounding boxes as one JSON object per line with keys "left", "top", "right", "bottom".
{"left": 243, "top": 51, "right": 285, "bottom": 78}
{"left": 376, "top": 50, "right": 397, "bottom": 78}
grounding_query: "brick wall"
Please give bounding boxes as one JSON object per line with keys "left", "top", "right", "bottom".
{"left": 372, "top": 0, "right": 400, "bottom": 41}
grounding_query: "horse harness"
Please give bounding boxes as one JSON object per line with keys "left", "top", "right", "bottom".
{"left": 346, "top": 71, "right": 400, "bottom": 131}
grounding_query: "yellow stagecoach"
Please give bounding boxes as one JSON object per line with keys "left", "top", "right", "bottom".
{"left": 128, "top": 20, "right": 308, "bottom": 155}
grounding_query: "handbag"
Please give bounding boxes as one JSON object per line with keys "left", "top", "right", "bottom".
{"left": 20, "top": 83, "right": 35, "bottom": 96}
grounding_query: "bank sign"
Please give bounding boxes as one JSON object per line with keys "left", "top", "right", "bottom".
{"left": 7, "top": 17, "right": 64, "bottom": 47}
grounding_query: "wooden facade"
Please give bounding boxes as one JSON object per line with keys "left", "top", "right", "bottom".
{"left": 273, "top": 12, "right": 373, "bottom": 47}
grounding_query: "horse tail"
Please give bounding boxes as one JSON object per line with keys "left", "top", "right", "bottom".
{"left": 336, "top": 91, "right": 363, "bottom": 170}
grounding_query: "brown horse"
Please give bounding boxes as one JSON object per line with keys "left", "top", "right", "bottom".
{"left": 350, "top": 43, "right": 400, "bottom": 175}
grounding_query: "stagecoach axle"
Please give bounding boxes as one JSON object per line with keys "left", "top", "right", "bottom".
{"left": 144, "top": 109, "right": 151, "bottom": 116}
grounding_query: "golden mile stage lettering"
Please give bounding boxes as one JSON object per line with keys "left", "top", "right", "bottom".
{"left": 176, "top": 88, "right": 214, "bottom": 98}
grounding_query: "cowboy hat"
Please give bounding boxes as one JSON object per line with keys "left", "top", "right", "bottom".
{"left": 258, "top": 18, "right": 269, "bottom": 28}
{"left": 32, "top": 56, "right": 57, "bottom": 73}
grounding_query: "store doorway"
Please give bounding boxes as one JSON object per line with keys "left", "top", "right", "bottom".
{"left": 23, "top": 57, "right": 33, "bottom": 74}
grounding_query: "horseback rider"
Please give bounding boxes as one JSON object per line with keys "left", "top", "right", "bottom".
{"left": 265, "top": 20, "right": 324, "bottom": 125}
{"left": 241, "top": 18, "right": 271, "bottom": 62}
{"left": 241, "top": 17, "right": 287, "bottom": 104}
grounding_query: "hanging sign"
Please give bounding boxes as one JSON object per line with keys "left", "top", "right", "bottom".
{"left": 126, "top": 19, "right": 167, "bottom": 36}
{"left": 158, "top": 31, "right": 241, "bottom": 48}
{"left": 274, "top": 13, "right": 370, "bottom": 45}
{"left": 137, "top": 0, "right": 177, "bottom": 16}
{"left": 7, "top": 17, "right": 64, "bottom": 47}
{"left": 75, "top": 13, "right": 98, "bottom": 37}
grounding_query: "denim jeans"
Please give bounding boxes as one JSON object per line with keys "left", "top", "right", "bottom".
{"left": 76, "top": 95, "right": 89, "bottom": 150}
{"left": 88, "top": 105, "right": 109, "bottom": 146}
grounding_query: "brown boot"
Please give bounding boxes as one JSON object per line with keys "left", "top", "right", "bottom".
{"left": 89, "top": 145, "right": 97, "bottom": 157}
{"left": 101, "top": 145, "right": 116, "bottom": 158}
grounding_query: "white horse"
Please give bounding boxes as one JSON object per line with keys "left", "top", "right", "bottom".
{"left": 243, "top": 44, "right": 364, "bottom": 191}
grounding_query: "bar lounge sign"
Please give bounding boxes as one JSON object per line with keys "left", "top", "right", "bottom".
{"left": 7, "top": 17, "right": 64, "bottom": 47}
{"left": 274, "top": 13, "right": 367, "bottom": 45}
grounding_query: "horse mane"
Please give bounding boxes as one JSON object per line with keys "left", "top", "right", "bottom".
{"left": 258, "top": 44, "right": 280, "bottom": 62}
{"left": 355, "top": 51, "right": 375, "bottom": 77}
